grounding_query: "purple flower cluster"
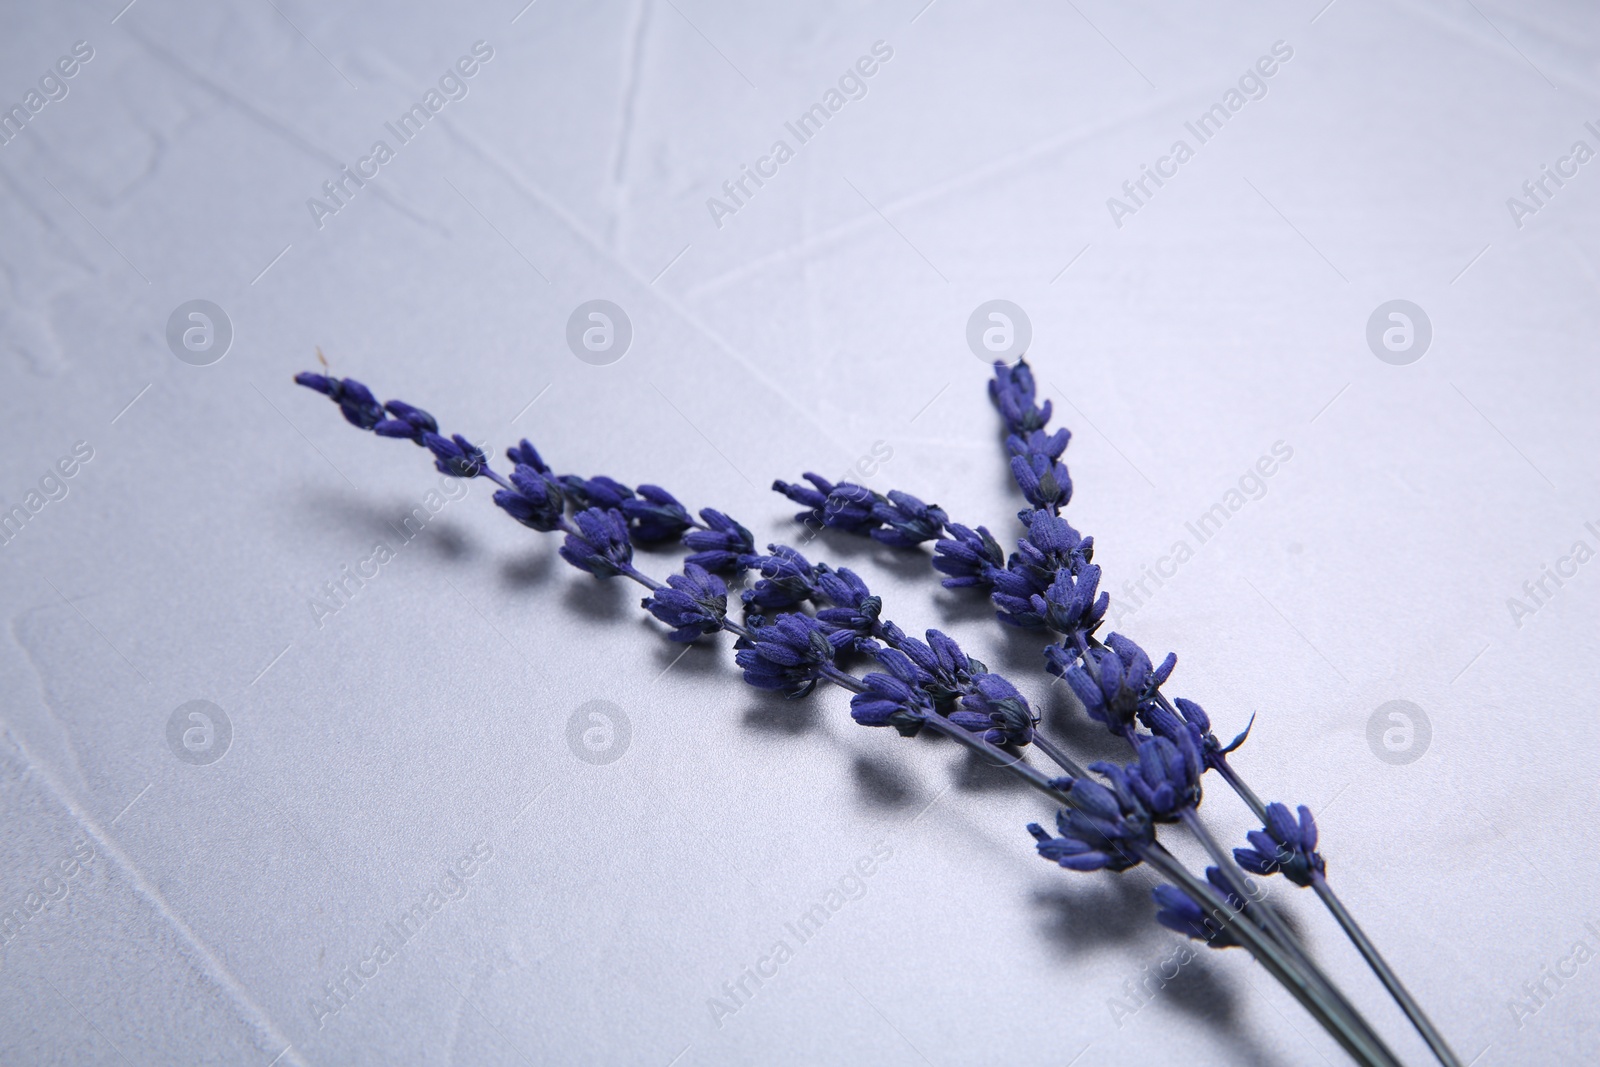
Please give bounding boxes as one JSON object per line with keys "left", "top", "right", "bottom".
{"left": 296, "top": 361, "right": 1454, "bottom": 1067}
{"left": 1235, "top": 803, "right": 1326, "bottom": 887}
{"left": 991, "top": 363, "right": 1070, "bottom": 510}
{"left": 772, "top": 474, "right": 949, "bottom": 546}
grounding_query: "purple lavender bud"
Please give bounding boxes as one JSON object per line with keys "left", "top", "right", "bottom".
{"left": 733, "top": 613, "right": 848, "bottom": 697}
{"left": 988, "top": 359, "right": 1053, "bottom": 434}
{"left": 372, "top": 400, "right": 439, "bottom": 443}
{"left": 1027, "top": 764, "right": 1152, "bottom": 872}
{"left": 991, "top": 568, "right": 1050, "bottom": 629}
{"left": 641, "top": 563, "right": 728, "bottom": 642}
{"left": 1234, "top": 803, "right": 1325, "bottom": 887}
{"left": 849, "top": 648, "right": 933, "bottom": 735}
{"left": 772, "top": 473, "right": 832, "bottom": 526}
{"left": 1010, "top": 451, "right": 1072, "bottom": 510}
{"left": 998, "top": 511, "right": 1093, "bottom": 620}
{"left": 950, "top": 673, "right": 1037, "bottom": 747}
{"left": 869, "top": 490, "right": 948, "bottom": 547}
{"left": 1123, "top": 733, "right": 1204, "bottom": 820}
{"left": 422, "top": 432, "right": 488, "bottom": 479}
{"left": 621, "top": 485, "right": 692, "bottom": 543}
{"left": 932, "top": 523, "right": 1005, "bottom": 590}
{"left": 1060, "top": 633, "right": 1174, "bottom": 735}
{"left": 494, "top": 463, "right": 566, "bottom": 532}
{"left": 683, "top": 509, "right": 756, "bottom": 574}
{"left": 1005, "top": 427, "right": 1070, "bottom": 461}
{"left": 506, "top": 439, "right": 551, "bottom": 473}
{"left": 741, "top": 545, "right": 820, "bottom": 612}
{"left": 294, "top": 372, "right": 386, "bottom": 430}
{"left": 822, "top": 482, "right": 883, "bottom": 535}
{"left": 1152, "top": 881, "right": 1239, "bottom": 948}
{"left": 559, "top": 474, "right": 635, "bottom": 511}
{"left": 558, "top": 507, "right": 634, "bottom": 579}
{"left": 1140, "top": 697, "right": 1248, "bottom": 772}
{"left": 1031, "top": 565, "right": 1109, "bottom": 636}
{"left": 879, "top": 624, "right": 978, "bottom": 709}
{"left": 813, "top": 566, "right": 882, "bottom": 654}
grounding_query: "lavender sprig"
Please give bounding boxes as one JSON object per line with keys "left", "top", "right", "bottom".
{"left": 773, "top": 358, "right": 1457, "bottom": 1065}
{"left": 297, "top": 371, "right": 1406, "bottom": 1067}
{"left": 768, "top": 361, "right": 1459, "bottom": 1067}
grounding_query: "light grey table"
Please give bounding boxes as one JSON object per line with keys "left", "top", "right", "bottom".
{"left": 2, "top": 1, "right": 1597, "bottom": 1063}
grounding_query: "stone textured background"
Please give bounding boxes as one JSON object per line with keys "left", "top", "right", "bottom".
{"left": 1, "top": 1, "right": 1597, "bottom": 1063}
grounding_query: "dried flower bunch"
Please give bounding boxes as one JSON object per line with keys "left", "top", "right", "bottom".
{"left": 297, "top": 362, "right": 1458, "bottom": 1067}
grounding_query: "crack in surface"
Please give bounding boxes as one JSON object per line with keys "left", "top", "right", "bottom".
{"left": 0, "top": 721, "right": 310, "bottom": 1067}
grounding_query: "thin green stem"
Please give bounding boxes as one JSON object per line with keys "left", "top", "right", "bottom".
{"left": 1212, "top": 752, "right": 1269, "bottom": 821}
{"left": 1030, "top": 733, "right": 1088, "bottom": 780}
{"left": 1149, "top": 691, "right": 1452, "bottom": 1064}
{"left": 1142, "top": 844, "right": 1401, "bottom": 1067}
{"left": 1314, "top": 874, "right": 1461, "bottom": 1067}
{"left": 819, "top": 664, "right": 868, "bottom": 694}
{"left": 917, "top": 716, "right": 1398, "bottom": 1067}
{"left": 375, "top": 415, "right": 1402, "bottom": 1065}
{"left": 1179, "top": 809, "right": 1400, "bottom": 1065}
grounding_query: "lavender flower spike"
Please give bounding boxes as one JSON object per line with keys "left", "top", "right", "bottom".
{"left": 849, "top": 647, "right": 933, "bottom": 736}
{"left": 1235, "top": 803, "right": 1326, "bottom": 888}
{"left": 496, "top": 463, "right": 566, "bottom": 532}
{"left": 642, "top": 563, "right": 728, "bottom": 642}
{"left": 949, "top": 673, "right": 1037, "bottom": 747}
{"left": 558, "top": 507, "right": 634, "bottom": 579}
{"left": 294, "top": 372, "right": 386, "bottom": 429}
{"left": 1152, "top": 875, "right": 1240, "bottom": 948}
{"left": 683, "top": 509, "right": 756, "bottom": 574}
{"left": 734, "top": 613, "right": 852, "bottom": 696}
{"left": 1026, "top": 765, "right": 1152, "bottom": 872}
{"left": 931, "top": 522, "right": 1005, "bottom": 590}
{"left": 1123, "top": 732, "right": 1205, "bottom": 820}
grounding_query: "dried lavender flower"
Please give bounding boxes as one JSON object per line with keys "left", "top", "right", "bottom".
{"left": 642, "top": 563, "right": 728, "bottom": 642}
{"left": 1235, "top": 803, "right": 1326, "bottom": 888}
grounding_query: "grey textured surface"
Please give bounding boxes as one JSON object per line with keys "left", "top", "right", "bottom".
{"left": 2, "top": 1, "right": 1598, "bottom": 1064}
